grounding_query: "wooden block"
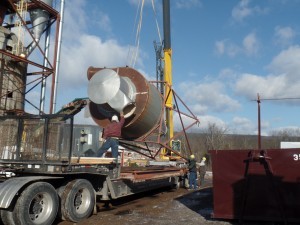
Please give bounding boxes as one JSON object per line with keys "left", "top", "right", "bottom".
{"left": 71, "top": 157, "right": 115, "bottom": 164}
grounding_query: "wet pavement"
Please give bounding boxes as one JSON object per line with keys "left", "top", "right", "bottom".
{"left": 57, "top": 179, "right": 286, "bottom": 225}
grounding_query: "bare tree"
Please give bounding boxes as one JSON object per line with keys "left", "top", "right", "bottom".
{"left": 269, "top": 128, "right": 300, "bottom": 148}
{"left": 204, "top": 123, "right": 229, "bottom": 151}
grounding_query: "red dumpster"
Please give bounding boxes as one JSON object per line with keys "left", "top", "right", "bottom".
{"left": 210, "top": 149, "right": 300, "bottom": 223}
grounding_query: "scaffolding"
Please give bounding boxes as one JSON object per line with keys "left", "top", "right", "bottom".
{"left": 13, "top": 0, "right": 27, "bottom": 56}
{"left": 0, "top": 0, "right": 60, "bottom": 115}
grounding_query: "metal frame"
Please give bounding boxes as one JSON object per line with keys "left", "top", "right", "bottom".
{"left": 119, "top": 81, "right": 199, "bottom": 160}
{"left": 0, "top": 113, "right": 74, "bottom": 168}
{"left": 1, "top": 0, "right": 60, "bottom": 114}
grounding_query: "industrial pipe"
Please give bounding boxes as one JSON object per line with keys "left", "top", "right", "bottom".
{"left": 87, "top": 67, "right": 163, "bottom": 139}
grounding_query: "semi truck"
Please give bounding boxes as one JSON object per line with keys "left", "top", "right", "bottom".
{"left": 0, "top": 98, "right": 185, "bottom": 225}
{"left": 0, "top": 1, "right": 199, "bottom": 224}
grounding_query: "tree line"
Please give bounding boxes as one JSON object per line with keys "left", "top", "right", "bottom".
{"left": 177, "top": 123, "right": 300, "bottom": 167}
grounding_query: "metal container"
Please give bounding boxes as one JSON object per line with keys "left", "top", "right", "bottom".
{"left": 210, "top": 149, "right": 300, "bottom": 223}
{"left": 87, "top": 67, "right": 163, "bottom": 139}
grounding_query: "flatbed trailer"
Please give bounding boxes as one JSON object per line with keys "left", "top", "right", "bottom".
{"left": 0, "top": 113, "right": 184, "bottom": 225}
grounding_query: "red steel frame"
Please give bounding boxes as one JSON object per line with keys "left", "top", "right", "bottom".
{"left": 119, "top": 81, "right": 200, "bottom": 161}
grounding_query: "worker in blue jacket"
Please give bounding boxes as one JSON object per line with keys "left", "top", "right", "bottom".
{"left": 188, "top": 154, "right": 198, "bottom": 190}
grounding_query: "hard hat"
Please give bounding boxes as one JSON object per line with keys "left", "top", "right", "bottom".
{"left": 111, "top": 115, "right": 119, "bottom": 122}
{"left": 202, "top": 157, "right": 206, "bottom": 161}
{"left": 190, "top": 154, "right": 195, "bottom": 159}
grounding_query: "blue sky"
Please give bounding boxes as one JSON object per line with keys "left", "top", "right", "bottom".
{"left": 24, "top": 0, "right": 300, "bottom": 135}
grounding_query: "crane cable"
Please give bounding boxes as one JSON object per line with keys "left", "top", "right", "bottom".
{"left": 127, "top": 0, "right": 162, "bottom": 67}
{"left": 128, "top": 0, "right": 145, "bottom": 67}
{"left": 126, "top": 0, "right": 140, "bottom": 67}
{"left": 151, "top": 0, "right": 162, "bottom": 45}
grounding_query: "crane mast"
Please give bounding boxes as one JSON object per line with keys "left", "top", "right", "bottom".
{"left": 163, "top": 0, "right": 173, "bottom": 150}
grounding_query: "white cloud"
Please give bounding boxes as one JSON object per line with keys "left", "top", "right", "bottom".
{"left": 60, "top": 35, "right": 129, "bottom": 89}
{"left": 179, "top": 81, "right": 240, "bottom": 114}
{"left": 215, "top": 41, "right": 225, "bottom": 55}
{"left": 215, "top": 40, "right": 240, "bottom": 57}
{"left": 196, "top": 115, "right": 227, "bottom": 132}
{"left": 274, "top": 26, "right": 296, "bottom": 46}
{"left": 175, "top": 114, "right": 226, "bottom": 133}
{"left": 62, "top": 0, "right": 89, "bottom": 40}
{"left": 268, "top": 45, "right": 300, "bottom": 83}
{"left": 56, "top": 2, "right": 147, "bottom": 109}
{"left": 215, "top": 32, "right": 259, "bottom": 57}
{"left": 184, "top": 114, "right": 259, "bottom": 135}
{"left": 243, "top": 32, "right": 259, "bottom": 56}
{"left": 235, "top": 73, "right": 287, "bottom": 99}
{"left": 219, "top": 68, "right": 238, "bottom": 80}
{"left": 173, "top": 112, "right": 200, "bottom": 132}
{"left": 230, "top": 116, "right": 256, "bottom": 134}
{"left": 235, "top": 46, "right": 300, "bottom": 100}
{"left": 96, "top": 12, "right": 112, "bottom": 33}
{"left": 232, "top": 0, "right": 252, "bottom": 22}
{"left": 231, "top": 0, "right": 268, "bottom": 22}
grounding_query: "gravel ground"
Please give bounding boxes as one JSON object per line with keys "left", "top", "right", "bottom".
{"left": 59, "top": 186, "right": 230, "bottom": 225}
{"left": 57, "top": 178, "right": 233, "bottom": 225}
{"left": 57, "top": 178, "right": 285, "bottom": 225}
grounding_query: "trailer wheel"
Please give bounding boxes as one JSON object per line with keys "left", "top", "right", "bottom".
{"left": 56, "top": 184, "right": 67, "bottom": 220}
{"left": 13, "top": 182, "right": 59, "bottom": 225}
{"left": 1, "top": 209, "right": 16, "bottom": 225}
{"left": 61, "top": 179, "right": 95, "bottom": 223}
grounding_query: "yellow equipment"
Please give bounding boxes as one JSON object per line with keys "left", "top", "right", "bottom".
{"left": 160, "top": 0, "right": 182, "bottom": 160}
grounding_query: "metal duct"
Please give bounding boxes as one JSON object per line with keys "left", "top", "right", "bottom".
{"left": 27, "top": 0, "right": 53, "bottom": 55}
{"left": 88, "top": 68, "right": 136, "bottom": 115}
{"left": 87, "top": 67, "right": 163, "bottom": 139}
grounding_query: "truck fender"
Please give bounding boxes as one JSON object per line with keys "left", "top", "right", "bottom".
{"left": 0, "top": 176, "right": 62, "bottom": 209}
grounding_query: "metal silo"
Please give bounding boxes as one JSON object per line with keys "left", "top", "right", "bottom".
{"left": 0, "top": 27, "right": 27, "bottom": 114}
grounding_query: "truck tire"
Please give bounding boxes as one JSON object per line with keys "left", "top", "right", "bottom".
{"left": 13, "top": 182, "right": 59, "bottom": 225}
{"left": 1, "top": 209, "right": 16, "bottom": 225}
{"left": 56, "top": 184, "right": 66, "bottom": 220}
{"left": 61, "top": 179, "right": 95, "bottom": 223}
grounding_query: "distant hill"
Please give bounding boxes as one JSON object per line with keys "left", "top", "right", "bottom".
{"left": 176, "top": 132, "right": 300, "bottom": 163}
